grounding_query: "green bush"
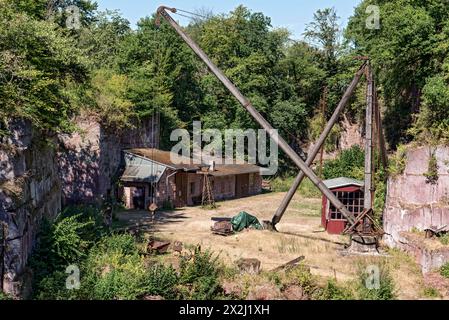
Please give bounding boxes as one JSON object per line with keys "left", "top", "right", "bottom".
{"left": 439, "top": 233, "right": 449, "bottom": 246}
{"left": 144, "top": 264, "right": 179, "bottom": 299}
{"left": 388, "top": 144, "right": 408, "bottom": 176}
{"left": 30, "top": 209, "right": 103, "bottom": 298}
{"left": 33, "top": 271, "right": 80, "bottom": 300}
{"left": 80, "top": 234, "right": 146, "bottom": 300}
{"left": 286, "top": 264, "right": 317, "bottom": 297}
{"left": 356, "top": 262, "right": 396, "bottom": 300}
{"left": 93, "top": 233, "right": 137, "bottom": 256}
{"left": 51, "top": 214, "right": 95, "bottom": 263}
{"left": 86, "top": 254, "right": 148, "bottom": 300}
{"left": 423, "top": 286, "right": 441, "bottom": 298}
{"left": 409, "top": 76, "right": 449, "bottom": 144}
{"left": 319, "top": 279, "right": 354, "bottom": 300}
{"left": 0, "top": 291, "right": 13, "bottom": 300}
{"left": 178, "top": 247, "right": 221, "bottom": 300}
{"left": 424, "top": 152, "right": 439, "bottom": 185}
{"left": 323, "top": 145, "right": 365, "bottom": 180}
{"left": 440, "top": 263, "right": 449, "bottom": 278}
{"left": 373, "top": 168, "right": 387, "bottom": 224}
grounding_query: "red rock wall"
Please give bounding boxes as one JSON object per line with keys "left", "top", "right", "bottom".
{"left": 58, "top": 116, "right": 159, "bottom": 205}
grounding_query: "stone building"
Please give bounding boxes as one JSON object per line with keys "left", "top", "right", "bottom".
{"left": 119, "top": 148, "right": 263, "bottom": 209}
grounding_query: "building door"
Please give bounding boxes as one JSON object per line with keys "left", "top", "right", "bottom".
{"left": 175, "top": 172, "right": 188, "bottom": 207}
{"left": 132, "top": 187, "right": 145, "bottom": 210}
{"left": 235, "top": 174, "right": 249, "bottom": 198}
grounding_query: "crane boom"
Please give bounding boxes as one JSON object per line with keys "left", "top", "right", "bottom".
{"left": 156, "top": 6, "right": 356, "bottom": 226}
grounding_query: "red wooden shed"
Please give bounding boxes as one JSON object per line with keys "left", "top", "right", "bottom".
{"left": 321, "top": 177, "right": 364, "bottom": 234}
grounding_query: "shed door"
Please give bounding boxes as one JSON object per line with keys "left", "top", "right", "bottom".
{"left": 175, "top": 172, "right": 188, "bottom": 207}
{"left": 235, "top": 174, "right": 249, "bottom": 198}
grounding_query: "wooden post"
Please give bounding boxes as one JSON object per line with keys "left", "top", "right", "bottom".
{"left": 374, "top": 85, "right": 388, "bottom": 169}
{"left": 318, "top": 87, "right": 328, "bottom": 178}
{"left": 364, "top": 64, "right": 374, "bottom": 209}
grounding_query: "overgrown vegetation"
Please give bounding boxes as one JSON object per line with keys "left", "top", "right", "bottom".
{"left": 346, "top": 0, "right": 449, "bottom": 148}
{"left": 388, "top": 144, "right": 408, "bottom": 176}
{"left": 424, "top": 151, "right": 439, "bottom": 185}
{"left": 439, "top": 233, "right": 449, "bottom": 246}
{"left": 440, "top": 262, "right": 449, "bottom": 279}
{"left": 30, "top": 208, "right": 224, "bottom": 300}
{"left": 322, "top": 145, "right": 365, "bottom": 180}
{"left": 355, "top": 261, "right": 396, "bottom": 300}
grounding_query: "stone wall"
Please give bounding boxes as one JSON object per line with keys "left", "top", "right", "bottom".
{"left": 384, "top": 146, "right": 449, "bottom": 273}
{"left": 58, "top": 116, "right": 159, "bottom": 205}
{"left": 0, "top": 119, "right": 61, "bottom": 296}
{"left": 383, "top": 146, "right": 449, "bottom": 261}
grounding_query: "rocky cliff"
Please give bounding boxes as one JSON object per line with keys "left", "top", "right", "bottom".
{"left": 0, "top": 119, "right": 61, "bottom": 296}
{"left": 383, "top": 145, "right": 449, "bottom": 272}
{"left": 0, "top": 116, "right": 158, "bottom": 297}
{"left": 58, "top": 116, "right": 159, "bottom": 205}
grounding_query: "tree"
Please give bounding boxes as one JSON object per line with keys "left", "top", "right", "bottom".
{"left": 0, "top": 0, "right": 89, "bottom": 133}
{"left": 304, "top": 8, "right": 341, "bottom": 73}
{"left": 345, "top": 0, "right": 449, "bottom": 147}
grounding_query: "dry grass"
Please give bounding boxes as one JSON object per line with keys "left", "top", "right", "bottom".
{"left": 116, "top": 191, "right": 437, "bottom": 300}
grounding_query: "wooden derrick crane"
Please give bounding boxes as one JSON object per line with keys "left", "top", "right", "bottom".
{"left": 155, "top": 6, "right": 388, "bottom": 242}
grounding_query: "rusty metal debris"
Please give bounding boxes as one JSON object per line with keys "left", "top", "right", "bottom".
{"left": 271, "top": 256, "right": 305, "bottom": 272}
{"left": 211, "top": 220, "right": 233, "bottom": 236}
{"left": 425, "top": 225, "right": 448, "bottom": 239}
{"left": 148, "top": 240, "right": 171, "bottom": 254}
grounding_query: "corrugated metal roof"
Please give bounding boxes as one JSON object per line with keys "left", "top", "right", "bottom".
{"left": 208, "top": 163, "right": 261, "bottom": 176}
{"left": 323, "top": 177, "right": 364, "bottom": 189}
{"left": 123, "top": 148, "right": 263, "bottom": 178}
{"left": 125, "top": 148, "right": 200, "bottom": 171}
{"left": 121, "top": 165, "right": 166, "bottom": 183}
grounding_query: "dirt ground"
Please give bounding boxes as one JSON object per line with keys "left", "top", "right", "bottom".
{"left": 116, "top": 192, "right": 443, "bottom": 300}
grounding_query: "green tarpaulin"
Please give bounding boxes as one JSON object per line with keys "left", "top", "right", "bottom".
{"left": 231, "top": 211, "right": 263, "bottom": 232}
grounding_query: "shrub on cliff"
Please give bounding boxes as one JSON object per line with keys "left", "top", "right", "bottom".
{"left": 323, "top": 145, "right": 365, "bottom": 180}
{"left": 440, "top": 263, "right": 449, "bottom": 278}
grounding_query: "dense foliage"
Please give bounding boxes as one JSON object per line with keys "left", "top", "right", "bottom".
{"left": 2, "top": 0, "right": 449, "bottom": 163}
{"left": 346, "top": 0, "right": 449, "bottom": 147}
{"left": 322, "top": 145, "right": 365, "bottom": 180}
{"left": 30, "top": 207, "right": 224, "bottom": 300}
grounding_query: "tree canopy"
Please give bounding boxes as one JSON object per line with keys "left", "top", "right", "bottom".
{"left": 2, "top": 0, "right": 448, "bottom": 166}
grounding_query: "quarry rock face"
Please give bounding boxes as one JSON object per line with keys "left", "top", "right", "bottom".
{"left": 57, "top": 116, "right": 159, "bottom": 205}
{"left": 1, "top": 116, "right": 158, "bottom": 297}
{"left": 383, "top": 145, "right": 449, "bottom": 272}
{"left": 0, "top": 119, "right": 61, "bottom": 296}
{"left": 339, "top": 115, "right": 364, "bottom": 151}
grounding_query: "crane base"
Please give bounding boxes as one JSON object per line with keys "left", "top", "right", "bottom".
{"left": 347, "top": 235, "right": 379, "bottom": 254}
{"left": 262, "top": 220, "right": 277, "bottom": 231}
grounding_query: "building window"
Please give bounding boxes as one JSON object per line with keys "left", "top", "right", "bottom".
{"left": 329, "top": 190, "right": 364, "bottom": 220}
{"left": 190, "top": 182, "right": 196, "bottom": 195}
